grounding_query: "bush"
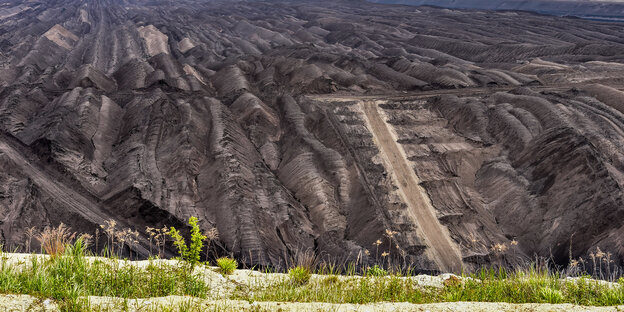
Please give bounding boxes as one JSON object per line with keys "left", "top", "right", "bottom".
{"left": 367, "top": 265, "right": 387, "bottom": 277}
{"left": 289, "top": 266, "right": 311, "bottom": 285}
{"left": 168, "top": 217, "right": 206, "bottom": 266}
{"left": 216, "top": 257, "right": 237, "bottom": 275}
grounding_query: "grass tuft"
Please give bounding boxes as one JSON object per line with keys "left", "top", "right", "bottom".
{"left": 216, "top": 257, "right": 237, "bottom": 275}
{"left": 366, "top": 265, "right": 387, "bottom": 277}
{"left": 288, "top": 266, "right": 311, "bottom": 286}
{"left": 539, "top": 286, "right": 563, "bottom": 304}
{"left": 36, "top": 223, "right": 76, "bottom": 257}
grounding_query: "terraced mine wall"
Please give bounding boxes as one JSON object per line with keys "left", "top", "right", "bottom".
{"left": 369, "top": 0, "right": 624, "bottom": 20}
{"left": 0, "top": 0, "right": 624, "bottom": 272}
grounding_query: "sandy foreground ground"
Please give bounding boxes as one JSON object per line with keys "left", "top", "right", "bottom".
{"left": 2, "top": 294, "right": 624, "bottom": 312}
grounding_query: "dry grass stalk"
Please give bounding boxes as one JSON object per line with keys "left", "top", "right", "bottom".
{"left": 125, "top": 229, "right": 140, "bottom": 259}
{"left": 374, "top": 239, "right": 382, "bottom": 263}
{"left": 36, "top": 223, "right": 76, "bottom": 257}
{"left": 100, "top": 219, "right": 117, "bottom": 255}
{"left": 146, "top": 226, "right": 156, "bottom": 256}
{"left": 384, "top": 229, "right": 397, "bottom": 259}
{"left": 25, "top": 227, "right": 36, "bottom": 253}
{"left": 95, "top": 228, "right": 100, "bottom": 252}
{"left": 78, "top": 233, "right": 93, "bottom": 248}
{"left": 204, "top": 226, "right": 219, "bottom": 261}
{"left": 145, "top": 225, "right": 169, "bottom": 258}
{"left": 293, "top": 249, "right": 319, "bottom": 272}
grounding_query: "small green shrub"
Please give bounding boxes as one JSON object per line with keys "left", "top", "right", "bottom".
{"left": 216, "top": 257, "right": 237, "bottom": 275}
{"left": 289, "top": 266, "right": 311, "bottom": 285}
{"left": 168, "top": 217, "right": 206, "bottom": 266}
{"left": 618, "top": 277, "right": 624, "bottom": 286}
{"left": 366, "top": 265, "right": 387, "bottom": 277}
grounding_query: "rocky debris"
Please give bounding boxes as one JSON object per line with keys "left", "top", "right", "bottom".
{"left": 137, "top": 25, "right": 169, "bottom": 57}
{"left": 42, "top": 24, "right": 78, "bottom": 50}
{"left": 177, "top": 38, "right": 195, "bottom": 53}
{"left": 69, "top": 65, "right": 117, "bottom": 92}
{"left": 0, "top": 294, "right": 57, "bottom": 312}
{"left": 369, "top": 0, "right": 624, "bottom": 20}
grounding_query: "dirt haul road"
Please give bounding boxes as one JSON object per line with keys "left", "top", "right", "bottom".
{"left": 361, "top": 100, "right": 463, "bottom": 272}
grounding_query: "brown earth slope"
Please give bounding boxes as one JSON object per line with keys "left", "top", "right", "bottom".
{"left": 0, "top": 0, "right": 624, "bottom": 272}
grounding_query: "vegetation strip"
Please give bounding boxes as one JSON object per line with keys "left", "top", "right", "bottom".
{"left": 1, "top": 217, "right": 624, "bottom": 311}
{"left": 2, "top": 247, "right": 624, "bottom": 311}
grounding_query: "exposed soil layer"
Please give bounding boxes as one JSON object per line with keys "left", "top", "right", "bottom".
{"left": 1, "top": 0, "right": 624, "bottom": 272}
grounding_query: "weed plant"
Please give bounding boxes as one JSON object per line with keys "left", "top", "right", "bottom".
{"left": 216, "top": 257, "right": 237, "bottom": 275}
{"left": 288, "top": 266, "right": 311, "bottom": 285}
{"left": 366, "top": 265, "right": 387, "bottom": 277}
{"left": 169, "top": 217, "right": 207, "bottom": 266}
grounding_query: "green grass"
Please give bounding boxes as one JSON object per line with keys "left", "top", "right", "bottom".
{"left": 0, "top": 240, "right": 209, "bottom": 311}
{"left": 288, "top": 266, "right": 311, "bottom": 285}
{"left": 366, "top": 265, "right": 388, "bottom": 277}
{"left": 241, "top": 267, "right": 624, "bottom": 306}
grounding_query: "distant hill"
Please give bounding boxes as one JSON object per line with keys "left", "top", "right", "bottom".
{"left": 367, "top": 0, "right": 624, "bottom": 20}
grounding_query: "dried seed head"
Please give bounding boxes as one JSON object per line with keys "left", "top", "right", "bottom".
{"left": 491, "top": 243, "right": 508, "bottom": 253}
{"left": 384, "top": 229, "right": 397, "bottom": 238}
{"left": 205, "top": 227, "right": 219, "bottom": 241}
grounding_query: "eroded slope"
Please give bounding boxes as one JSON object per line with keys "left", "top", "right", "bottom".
{"left": 0, "top": 0, "right": 623, "bottom": 271}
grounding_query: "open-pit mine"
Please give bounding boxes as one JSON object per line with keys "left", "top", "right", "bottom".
{"left": 1, "top": 0, "right": 624, "bottom": 273}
